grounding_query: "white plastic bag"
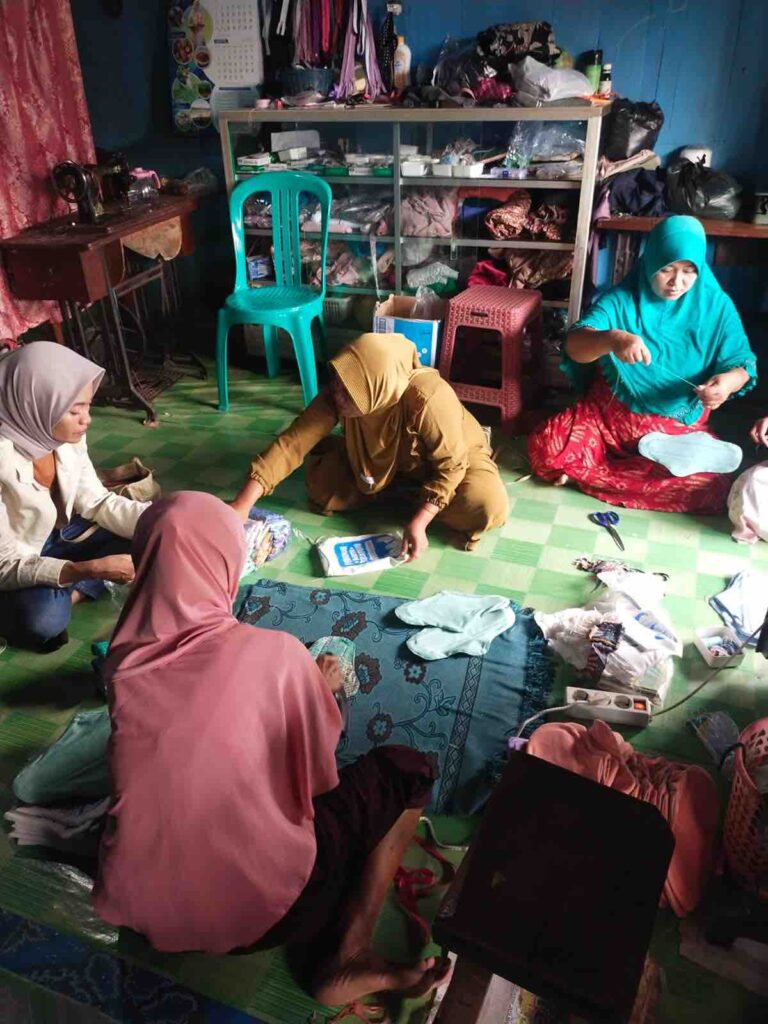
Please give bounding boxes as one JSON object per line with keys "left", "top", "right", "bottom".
{"left": 511, "top": 57, "right": 592, "bottom": 106}
{"left": 535, "top": 567, "right": 680, "bottom": 704}
{"left": 728, "top": 462, "right": 768, "bottom": 544}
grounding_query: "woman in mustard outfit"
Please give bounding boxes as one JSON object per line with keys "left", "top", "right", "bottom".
{"left": 231, "top": 333, "right": 508, "bottom": 559}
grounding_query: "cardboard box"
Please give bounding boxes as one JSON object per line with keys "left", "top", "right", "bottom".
{"left": 373, "top": 294, "right": 442, "bottom": 367}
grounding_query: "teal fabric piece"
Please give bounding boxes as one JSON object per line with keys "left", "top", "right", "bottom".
{"left": 396, "top": 592, "right": 517, "bottom": 660}
{"left": 638, "top": 431, "right": 743, "bottom": 477}
{"left": 13, "top": 708, "right": 110, "bottom": 805}
{"left": 563, "top": 216, "right": 756, "bottom": 426}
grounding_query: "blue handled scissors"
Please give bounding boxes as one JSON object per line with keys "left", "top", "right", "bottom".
{"left": 588, "top": 511, "right": 625, "bottom": 551}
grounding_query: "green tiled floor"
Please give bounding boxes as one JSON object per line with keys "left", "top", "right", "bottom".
{"left": 0, "top": 362, "right": 767, "bottom": 1022}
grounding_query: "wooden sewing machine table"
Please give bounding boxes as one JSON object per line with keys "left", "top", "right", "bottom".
{"left": 0, "top": 194, "right": 201, "bottom": 425}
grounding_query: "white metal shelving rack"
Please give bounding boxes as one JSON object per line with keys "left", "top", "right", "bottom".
{"left": 218, "top": 104, "right": 610, "bottom": 324}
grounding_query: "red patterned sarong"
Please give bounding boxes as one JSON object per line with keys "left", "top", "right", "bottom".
{"left": 528, "top": 373, "right": 731, "bottom": 513}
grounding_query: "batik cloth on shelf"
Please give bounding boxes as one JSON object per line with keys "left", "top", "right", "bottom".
{"left": 401, "top": 190, "right": 458, "bottom": 238}
{"left": 476, "top": 20, "right": 562, "bottom": 69}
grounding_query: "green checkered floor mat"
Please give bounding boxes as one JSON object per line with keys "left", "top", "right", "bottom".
{"left": 0, "top": 362, "right": 766, "bottom": 1022}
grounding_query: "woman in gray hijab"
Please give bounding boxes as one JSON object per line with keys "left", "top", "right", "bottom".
{"left": 0, "top": 343, "right": 149, "bottom": 651}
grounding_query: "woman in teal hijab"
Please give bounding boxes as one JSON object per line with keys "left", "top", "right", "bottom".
{"left": 528, "top": 216, "right": 756, "bottom": 513}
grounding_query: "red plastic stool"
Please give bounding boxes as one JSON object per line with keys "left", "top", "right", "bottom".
{"left": 438, "top": 286, "right": 543, "bottom": 432}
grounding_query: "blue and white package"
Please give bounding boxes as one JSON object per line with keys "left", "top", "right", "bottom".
{"left": 317, "top": 532, "right": 404, "bottom": 577}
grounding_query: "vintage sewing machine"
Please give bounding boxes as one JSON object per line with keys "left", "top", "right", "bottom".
{"left": 51, "top": 153, "right": 132, "bottom": 224}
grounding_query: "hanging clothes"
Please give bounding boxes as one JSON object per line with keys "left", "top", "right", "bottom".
{"left": 335, "top": 0, "right": 384, "bottom": 99}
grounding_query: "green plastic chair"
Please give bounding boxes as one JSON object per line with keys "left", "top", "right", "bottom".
{"left": 216, "top": 171, "right": 332, "bottom": 410}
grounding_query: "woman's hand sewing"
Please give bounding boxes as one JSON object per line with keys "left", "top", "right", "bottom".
{"left": 611, "top": 330, "right": 652, "bottom": 366}
{"left": 697, "top": 376, "right": 729, "bottom": 410}
{"left": 697, "top": 369, "right": 748, "bottom": 411}
{"left": 60, "top": 554, "right": 135, "bottom": 586}
{"left": 750, "top": 416, "right": 768, "bottom": 447}
{"left": 316, "top": 654, "right": 344, "bottom": 694}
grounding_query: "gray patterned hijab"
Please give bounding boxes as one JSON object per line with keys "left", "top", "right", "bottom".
{"left": 0, "top": 342, "right": 104, "bottom": 461}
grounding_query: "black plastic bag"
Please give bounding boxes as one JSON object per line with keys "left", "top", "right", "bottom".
{"left": 666, "top": 159, "right": 742, "bottom": 220}
{"left": 603, "top": 99, "right": 664, "bottom": 161}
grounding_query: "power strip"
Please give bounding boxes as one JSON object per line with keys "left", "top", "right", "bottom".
{"left": 565, "top": 686, "right": 652, "bottom": 727}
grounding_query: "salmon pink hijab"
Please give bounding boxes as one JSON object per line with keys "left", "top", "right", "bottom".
{"left": 93, "top": 492, "right": 342, "bottom": 953}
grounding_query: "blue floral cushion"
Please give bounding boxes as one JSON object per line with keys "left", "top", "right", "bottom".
{"left": 237, "top": 581, "right": 554, "bottom": 815}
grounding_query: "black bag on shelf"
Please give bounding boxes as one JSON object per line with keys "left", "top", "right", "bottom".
{"left": 666, "top": 158, "right": 742, "bottom": 220}
{"left": 603, "top": 99, "right": 665, "bottom": 161}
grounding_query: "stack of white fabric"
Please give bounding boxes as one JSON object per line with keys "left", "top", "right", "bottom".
{"left": 5, "top": 797, "right": 109, "bottom": 854}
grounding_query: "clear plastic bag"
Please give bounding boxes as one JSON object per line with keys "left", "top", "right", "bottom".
{"left": 533, "top": 159, "right": 583, "bottom": 180}
{"left": 510, "top": 56, "right": 591, "bottom": 106}
{"left": 517, "top": 122, "right": 586, "bottom": 162}
{"left": 304, "top": 190, "right": 394, "bottom": 235}
{"left": 504, "top": 124, "right": 534, "bottom": 170}
{"left": 182, "top": 166, "right": 220, "bottom": 195}
{"left": 409, "top": 284, "right": 450, "bottom": 316}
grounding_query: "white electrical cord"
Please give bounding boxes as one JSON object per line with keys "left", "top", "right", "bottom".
{"left": 515, "top": 703, "right": 572, "bottom": 738}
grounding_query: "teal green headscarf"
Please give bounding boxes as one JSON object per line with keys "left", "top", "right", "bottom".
{"left": 564, "top": 215, "right": 756, "bottom": 425}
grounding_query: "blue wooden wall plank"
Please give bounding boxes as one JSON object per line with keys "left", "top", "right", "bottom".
{"left": 371, "top": 0, "right": 765, "bottom": 177}
{"left": 717, "top": 0, "right": 768, "bottom": 185}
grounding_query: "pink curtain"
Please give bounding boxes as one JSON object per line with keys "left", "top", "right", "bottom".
{"left": 0, "top": 0, "right": 96, "bottom": 344}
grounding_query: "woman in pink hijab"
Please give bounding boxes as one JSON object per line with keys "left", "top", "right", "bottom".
{"left": 94, "top": 491, "right": 443, "bottom": 1007}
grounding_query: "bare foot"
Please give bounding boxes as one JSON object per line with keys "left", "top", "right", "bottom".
{"left": 553, "top": 473, "right": 570, "bottom": 487}
{"left": 70, "top": 590, "right": 87, "bottom": 605}
{"left": 312, "top": 950, "right": 441, "bottom": 1007}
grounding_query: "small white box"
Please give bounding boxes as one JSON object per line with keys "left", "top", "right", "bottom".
{"left": 453, "top": 162, "right": 485, "bottom": 178}
{"left": 279, "top": 146, "right": 308, "bottom": 162}
{"left": 432, "top": 164, "right": 454, "bottom": 177}
{"left": 237, "top": 153, "right": 271, "bottom": 167}
{"left": 693, "top": 626, "right": 744, "bottom": 668}
{"left": 401, "top": 160, "right": 430, "bottom": 177}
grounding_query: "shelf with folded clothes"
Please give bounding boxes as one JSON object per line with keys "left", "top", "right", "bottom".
{"left": 399, "top": 176, "right": 582, "bottom": 190}
{"left": 245, "top": 228, "right": 396, "bottom": 244}
{"left": 235, "top": 172, "right": 395, "bottom": 187}
{"left": 222, "top": 107, "right": 608, "bottom": 324}
{"left": 400, "top": 235, "right": 575, "bottom": 251}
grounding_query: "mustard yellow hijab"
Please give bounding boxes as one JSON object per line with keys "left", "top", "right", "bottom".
{"left": 330, "top": 333, "right": 431, "bottom": 494}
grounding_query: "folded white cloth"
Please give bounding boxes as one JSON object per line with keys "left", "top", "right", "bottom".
{"left": 396, "top": 592, "right": 516, "bottom": 660}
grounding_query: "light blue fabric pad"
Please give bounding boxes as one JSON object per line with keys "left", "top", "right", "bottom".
{"left": 638, "top": 431, "right": 743, "bottom": 477}
{"left": 395, "top": 591, "right": 517, "bottom": 660}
